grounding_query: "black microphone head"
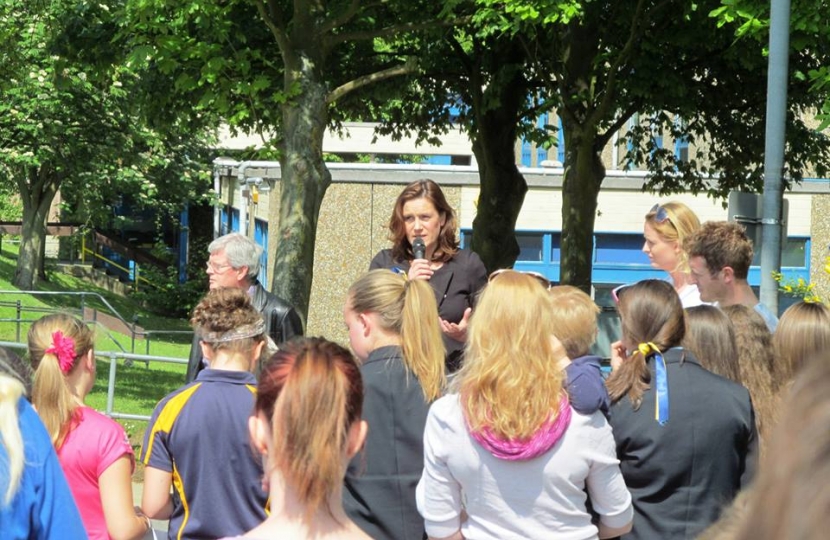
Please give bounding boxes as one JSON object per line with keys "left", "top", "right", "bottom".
{"left": 412, "top": 237, "right": 426, "bottom": 259}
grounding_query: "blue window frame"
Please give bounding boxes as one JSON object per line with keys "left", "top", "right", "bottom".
{"left": 557, "top": 117, "right": 566, "bottom": 164}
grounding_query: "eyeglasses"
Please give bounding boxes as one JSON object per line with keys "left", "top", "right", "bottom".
{"left": 488, "top": 269, "right": 552, "bottom": 290}
{"left": 649, "top": 204, "right": 672, "bottom": 225}
{"left": 206, "top": 261, "right": 233, "bottom": 273}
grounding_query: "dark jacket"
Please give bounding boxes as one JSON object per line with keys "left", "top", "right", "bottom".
{"left": 343, "top": 346, "right": 429, "bottom": 540}
{"left": 369, "top": 248, "right": 487, "bottom": 371}
{"left": 185, "top": 282, "right": 303, "bottom": 382}
{"left": 609, "top": 348, "right": 758, "bottom": 540}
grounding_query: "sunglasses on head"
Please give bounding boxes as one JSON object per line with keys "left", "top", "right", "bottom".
{"left": 611, "top": 283, "right": 633, "bottom": 304}
{"left": 649, "top": 204, "right": 672, "bottom": 225}
{"left": 488, "top": 269, "right": 552, "bottom": 291}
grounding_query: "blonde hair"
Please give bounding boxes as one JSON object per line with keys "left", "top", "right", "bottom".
{"left": 255, "top": 338, "right": 363, "bottom": 521}
{"left": 683, "top": 305, "right": 741, "bottom": 383}
{"left": 347, "top": 270, "right": 445, "bottom": 401}
{"left": 732, "top": 354, "right": 830, "bottom": 540}
{"left": 773, "top": 301, "right": 830, "bottom": 384}
{"left": 606, "top": 280, "right": 686, "bottom": 409}
{"left": 459, "top": 271, "right": 565, "bottom": 439}
{"left": 191, "top": 288, "right": 266, "bottom": 355}
{"left": 29, "top": 314, "right": 94, "bottom": 448}
{"left": 645, "top": 201, "right": 701, "bottom": 273}
{"left": 548, "top": 285, "right": 600, "bottom": 359}
{"left": 0, "top": 374, "right": 25, "bottom": 505}
{"left": 722, "top": 305, "right": 777, "bottom": 444}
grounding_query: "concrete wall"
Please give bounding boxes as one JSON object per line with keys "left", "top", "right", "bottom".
{"left": 811, "top": 195, "right": 830, "bottom": 302}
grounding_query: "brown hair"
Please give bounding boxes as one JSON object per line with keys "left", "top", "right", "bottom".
{"left": 722, "top": 304, "right": 777, "bottom": 444}
{"left": 644, "top": 201, "right": 701, "bottom": 273}
{"left": 732, "top": 353, "right": 830, "bottom": 540}
{"left": 29, "top": 314, "right": 95, "bottom": 447}
{"left": 347, "top": 270, "right": 445, "bottom": 401}
{"left": 255, "top": 338, "right": 363, "bottom": 521}
{"left": 683, "top": 305, "right": 741, "bottom": 383}
{"left": 548, "top": 285, "right": 600, "bottom": 359}
{"left": 191, "top": 288, "right": 266, "bottom": 355}
{"left": 683, "top": 221, "right": 753, "bottom": 279}
{"left": 606, "top": 280, "right": 685, "bottom": 409}
{"left": 773, "top": 301, "right": 830, "bottom": 383}
{"left": 388, "top": 179, "right": 459, "bottom": 263}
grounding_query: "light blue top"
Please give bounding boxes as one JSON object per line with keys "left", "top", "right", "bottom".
{"left": 754, "top": 302, "right": 779, "bottom": 333}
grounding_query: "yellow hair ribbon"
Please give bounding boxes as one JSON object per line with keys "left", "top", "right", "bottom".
{"left": 637, "top": 342, "right": 661, "bottom": 358}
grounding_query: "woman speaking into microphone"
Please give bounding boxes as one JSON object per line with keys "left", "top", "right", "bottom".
{"left": 370, "top": 179, "right": 487, "bottom": 372}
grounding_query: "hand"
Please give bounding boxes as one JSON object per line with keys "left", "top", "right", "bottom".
{"left": 610, "top": 340, "right": 628, "bottom": 372}
{"left": 408, "top": 258, "right": 434, "bottom": 281}
{"left": 441, "top": 307, "right": 472, "bottom": 343}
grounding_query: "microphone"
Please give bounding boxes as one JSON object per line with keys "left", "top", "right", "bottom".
{"left": 412, "top": 237, "right": 426, "bottom": 260}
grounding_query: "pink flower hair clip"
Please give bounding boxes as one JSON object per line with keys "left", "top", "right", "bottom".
{"left": 45, "top": 331, "right": 77, "bottom": 373}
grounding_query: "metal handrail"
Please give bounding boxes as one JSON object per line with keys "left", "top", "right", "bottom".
{"left": 80, "top": 243, "right": 156, "bottom": 289}
{"left": 0, "top": 340, "right": 186, "bottom": 421}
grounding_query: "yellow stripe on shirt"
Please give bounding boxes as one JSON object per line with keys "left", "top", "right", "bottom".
{"left": 140, "top": 383, "right": 201, "bottom": 464}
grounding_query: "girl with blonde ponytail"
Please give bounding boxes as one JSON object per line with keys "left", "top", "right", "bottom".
{"left": 342, "top": 269, "right": 445, "bottom": 540}
{"left": 28, "top": 314, "right": 150, "bottom": 540}
{"left": 223, "top": 338, "right": 369, "bottom": 539}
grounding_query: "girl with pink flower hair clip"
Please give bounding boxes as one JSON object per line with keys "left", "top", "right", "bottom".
{"left": 29, "top": 314, "right": 151, "bottom": 540}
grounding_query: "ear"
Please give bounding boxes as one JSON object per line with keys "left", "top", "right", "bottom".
{"left": 84, "top": 349, "right": 96, "bottom": 371}
{"left": 358, "top": 312, "right": 372, "bottom": 338}
{"left": 248, "top": 413, "right": 270, "bottom": 456}
{"left": 199, "top": 341, "right": 213, "bottom": 361}
{"left": 439, "top": 211, "right": 447, "bottom": 228}
{"left": 346, "top": 420, "right": 369, "bottom": 458}
{"left": 722, "top": 266, "right": 735, "bottom": 283}
{"left": 250, "top": 340, "right": 266, "bottom": 370}
{"left": 235, "top": 265, "right": 250, "bottom": 285}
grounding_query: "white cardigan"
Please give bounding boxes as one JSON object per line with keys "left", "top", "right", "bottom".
{"left": 416, "top": 394, "right": 633, "bottom": 540}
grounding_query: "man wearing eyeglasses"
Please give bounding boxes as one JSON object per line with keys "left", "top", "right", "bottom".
{"left": 684, "top": 221, "right": 778, "bottom": 332}
{"left": 185, "top": 233, "right": 304, "bottom": 382}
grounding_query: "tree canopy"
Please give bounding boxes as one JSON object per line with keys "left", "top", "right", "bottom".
{"left": 0, "top": 0, "right": 212, "bottom": 289}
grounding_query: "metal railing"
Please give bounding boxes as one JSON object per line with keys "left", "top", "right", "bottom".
{"left": 0, "top": 290, "right": 191, "bottom": 421}
{"left": 0, "top": 340, "right": 185, "bottom": 422}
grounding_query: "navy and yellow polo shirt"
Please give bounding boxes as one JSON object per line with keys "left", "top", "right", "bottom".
{"left": 140, "top": 369, "right": 267, "bottom": 540}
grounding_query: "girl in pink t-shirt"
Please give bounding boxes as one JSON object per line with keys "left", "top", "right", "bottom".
{"left": 30, "top": 314, "right": 151, "bottom": 540}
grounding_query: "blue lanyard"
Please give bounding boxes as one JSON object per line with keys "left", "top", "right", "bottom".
{"left": 653, "top": 352, "right": 669, "bottom": 425}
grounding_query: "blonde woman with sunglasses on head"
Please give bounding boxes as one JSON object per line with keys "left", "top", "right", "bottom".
{"left": 642, "top": 201, "right": 705, "bottom": 307}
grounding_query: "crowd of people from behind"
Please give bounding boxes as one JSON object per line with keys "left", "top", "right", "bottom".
{"left": 2, "top": 180, "right": 830, "bottom": 540}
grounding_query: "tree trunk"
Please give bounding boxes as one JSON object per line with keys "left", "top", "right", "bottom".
{"left": 469, "top": 117, "right": 527, "bottom": 274}
{"left": 468, "top": 45, "right": 529, "bottom": 274}
{"left": 559, "top": 124, "right": 606, "bottom": 293}
{"left": 271, "top": 52, "right": 331, "bottom": 325}
{"left": 14, "top": 166, "right": 59, "bottom": 289}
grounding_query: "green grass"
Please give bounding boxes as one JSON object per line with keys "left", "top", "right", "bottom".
{"left": 0, "top": 243, "right": 192, "bottom": 435}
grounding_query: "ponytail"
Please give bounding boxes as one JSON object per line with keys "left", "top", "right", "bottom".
{"left": 348, "top": 270, "right": 446, "bottom": 402}
{"left": 605, "top": 280, "right": 684, "bottom": 408}
{"left": 400, "top": 279, "right": 445, "bottom": 401}
{"left": 0, "top": 374, "right": 25, "bottom": 505}
{"left": 28, "top": 314, "right": 93, "bottom": 448}
{"left": 257, "top": 339, "right": 363, "bottom": 521}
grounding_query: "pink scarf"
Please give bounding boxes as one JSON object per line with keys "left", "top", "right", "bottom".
{"left": 469, "top": 396, "right": 572, "bottom": 461}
